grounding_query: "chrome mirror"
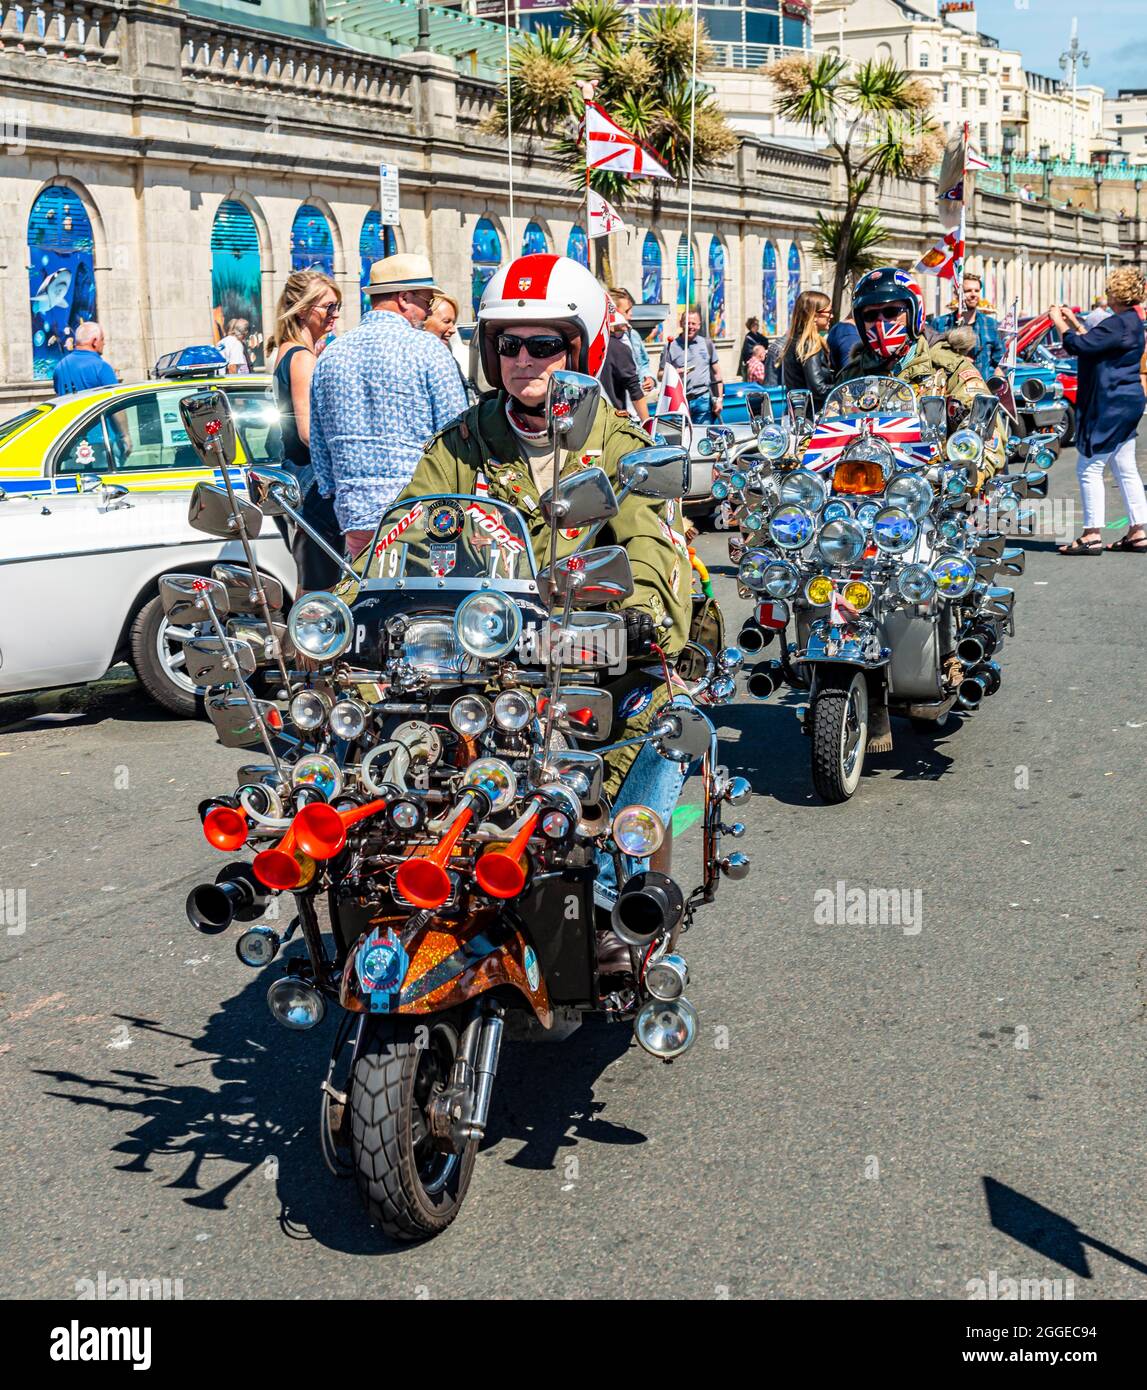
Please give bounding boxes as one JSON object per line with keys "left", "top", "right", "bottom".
{"left": 545, "top": 611, "right": 626, "bottom": 670}
{"left": 188, "top": 481, "right": 264, "bottom": 540}
{"left": 158, "top": 573, "right": 230, "bottom": 626}
{"left": 539, "top": 466, "right": 618, "bottom": 529}
{"left": 212, "top": 563, "right": 284, "bottom": 615}
{"left": 247, "top": 465, "right": 302, "bottom": 515}
{"left": 1023, "top": 468, "right": 1049, "bottom": 497}
{"left": 967, "top": 393, "right": 1001, "bottom": 438}
{"left": 981, "top": 586, "right": 1015, "bottom": 619}
{"left": 99, "top": 483, "right": 130, "bottom": 510}
{"left": 546, "top": 371, "right": 601, "bottom": 455}
{"left": 541, "top": 686, "right": 614, "bottom": 743}
{"left": 531, "top": 748, "right": 605, "bottom": 805}
{"left": 206, "top": 692, "right": 282, "bottom": 750}
{"left": 786, "top": 390, "right": 811, "bottom": 426}
{"left": 183, "top": 636, "right": 258, "bottom": 688}
{"left": 920, "top": 394, "right": 947, "bottom": 441}
{"left": 540, "top": 545, "right": 634, "bottom": 606}
{"left": 745, "top": 390, "right": 774, "bottom": 426}
{"left": 998, "top": 547, "right": 1026, "bottom": 577}
{"left": 226, "top": 617, "right": 295, "bottom": 663}
{"left": 180, "top": 389, "right": 238, "bottom": 465}
{"left": 618, "top": 446, "right": 690, "bottom": 500}
{"left": 653, "top": 698, "right": 714, "bottom": 764}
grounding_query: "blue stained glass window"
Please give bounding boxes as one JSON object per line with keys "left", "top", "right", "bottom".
{"left": 210, "top": 198, "right": 264, "bottom": 369}
{"left": 762, "top": 241, "right": 778, "bottom": 334}
{"left": 676, "top": 237, "right": 698, "bottom": 317}
{"left": 522, "top": 221, "right": 549, "bottom": 255}
{"left": 28, "top": 186, "right": 97, "bottom": 381}
{"left": 291, "top": 204, "right": 335, "bottom": 275}
{"left": 642, "top": 232, "right": 664, "bottom": 342}
{"left": 567, "top": 225, "right": 589, "bottom": 267}
{"left": 360, "top": 212, "right": 397, "bottom": 316}
{"left": 472, "top": 217, "right": 503, "bottom": 315}
{"left": 708, "top": 238, "right": 727, "bottom": 339}
{"left": 787, "top": 241, "right": 802, "bottom": 321}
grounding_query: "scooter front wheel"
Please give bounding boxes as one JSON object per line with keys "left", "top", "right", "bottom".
{"left": 810, "top": 670, "right": 869, "bottom": 803}
{"left": 350, "top": 1015, "right": 477, "bottom": 1241}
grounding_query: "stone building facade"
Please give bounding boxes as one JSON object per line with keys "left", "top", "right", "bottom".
{"left": 0, "top": 0, "right": 1125, "bottom": 415}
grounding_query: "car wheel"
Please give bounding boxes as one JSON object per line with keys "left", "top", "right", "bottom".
{"left": 129, "top": 593, "right": 204, "bottom": 718}
{"left": 1059, "top": 403, "right": 1076, "bottom": 448}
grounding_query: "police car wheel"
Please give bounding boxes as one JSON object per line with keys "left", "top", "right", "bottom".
{"left": 129, "top": 594, "right": 204, "bottom": 719}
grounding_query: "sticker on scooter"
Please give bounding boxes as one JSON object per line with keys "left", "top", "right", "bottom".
{"left": 523, "top": 945, "right": 540, "bottom": 991}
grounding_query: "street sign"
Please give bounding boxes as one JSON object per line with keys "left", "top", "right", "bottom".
{"left": 380, "top": 164, "right": 400, "bottom": 227}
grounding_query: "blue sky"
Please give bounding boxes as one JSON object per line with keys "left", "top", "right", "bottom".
{"left": 975, "top": 1, "right": 1146, "bottom": 94}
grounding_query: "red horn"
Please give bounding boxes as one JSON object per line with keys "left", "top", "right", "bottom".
{"left": 394, "top": 804, "right": 475, "bottom": 910}
{"left": 293, "top": 797, "right": 388, "bottom": 861}
{"left": 475, "top": 811, "right": 539, "bottom": 900}
{"left": 252, "top": 825, "right": 315, "bottom": 892}
{"left": 203, "top": 804, "right": 249, "bottom": 853}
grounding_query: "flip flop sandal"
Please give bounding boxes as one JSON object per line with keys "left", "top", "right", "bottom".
{"left": 1058, "top": 537, "right": 1103, "bottom": 555}
{"left": 1104, "top": 535, "right": 1147, "bottom": 552}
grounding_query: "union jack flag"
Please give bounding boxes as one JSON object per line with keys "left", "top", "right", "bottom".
{"left": 801, "top": 415, "right": 932, "bottom": 472}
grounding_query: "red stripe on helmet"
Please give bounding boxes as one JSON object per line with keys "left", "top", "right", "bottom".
{"left": 505, "top": 254, "right": 559, "bottom": 300}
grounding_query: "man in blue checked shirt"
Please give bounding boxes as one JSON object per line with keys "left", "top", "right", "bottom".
{"left": 310, "top": 252, "right": 468, "bottom": 560}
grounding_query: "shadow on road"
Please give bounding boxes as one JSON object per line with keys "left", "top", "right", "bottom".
{"left": 0, "top": 670, "right": 178, "bottom": 736}
{"left": 982, "top": 1176, "right": 1147, "bottom": 1281}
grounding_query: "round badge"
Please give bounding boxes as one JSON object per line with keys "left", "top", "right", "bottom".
{"left": 427, "top": 500, "right": 465, "bottom": 541}
{"left": 618, "top": 684, "right": 654, "bottom": 719}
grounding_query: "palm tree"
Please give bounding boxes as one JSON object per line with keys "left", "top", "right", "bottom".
{"left": 767, "top": 53, "right": 944, "bottom": 315}
{"left": 487, "top": 1, "right": 735, "bottom": 279}
{"left": 811, "top": 207, "right": 890, "bottom": 289}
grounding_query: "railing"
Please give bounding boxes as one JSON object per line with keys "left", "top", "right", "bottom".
{"left": 987, "top": 155, "right": 1147, "bottom": 181}
{"left": 0, "top": 0, "right": 121, "bottom": 64}
{"left": 706, "top": 41, "right": 810, "bottom": 72}
{"left": 456, "top": 76, "right": 496, "bottom": 128}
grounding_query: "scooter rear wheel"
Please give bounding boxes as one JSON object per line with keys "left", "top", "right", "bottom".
{"left": 350, "top": 1015, "right": 477, "bottom": 1241}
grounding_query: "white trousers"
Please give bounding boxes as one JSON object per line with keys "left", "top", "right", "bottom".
{"left": 1076, "top": 437, "right": 1147, "bottom": 529}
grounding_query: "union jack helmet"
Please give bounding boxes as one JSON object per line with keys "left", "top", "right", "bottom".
{"left": 478, "top": 253, "right": 610, "bottom": 386}
{"left": 853, "top": 267, "right": 926, "bottom": 346}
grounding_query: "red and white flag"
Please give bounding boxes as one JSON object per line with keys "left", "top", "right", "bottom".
{"left": 964, "top": 142, "right": 991, "bottom": 173}
{"left": 654, "top": 360, "right": 690, "bottom": 420}
{"left": 829, "top": 588, "right": 860, "bottom": 627}
{"left": 990, "top": 296, "right": 1021, "bottom": 423}
{"left": 588, "top": 189, "right": 624, "bottom": 239}
{"left": 916, "top": 210, "right": 965, "bottom": 283}
{"left": 584, "top": 101, "right": 672, "bottom": 180}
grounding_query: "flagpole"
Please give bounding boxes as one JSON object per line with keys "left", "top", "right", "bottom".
{"left": 504, "top": 1, "right": 516, "bottom": 250}
{"left": 684, "top": 0, "right": 699, "bottom": 407}
{"left": 959, "top": 120, "right": 970, "bottom": 310}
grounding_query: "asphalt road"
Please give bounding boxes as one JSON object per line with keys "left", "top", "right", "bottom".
{"left": 2, "top": 432, "right": 1145, "bottom": 1301}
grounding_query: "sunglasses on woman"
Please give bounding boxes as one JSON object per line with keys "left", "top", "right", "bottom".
{"left": 495, "top": 332, "right": 568, "bottom": 360}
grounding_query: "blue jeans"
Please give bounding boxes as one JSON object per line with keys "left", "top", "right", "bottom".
{"left": 687, "top": 394, "right": 715, "bottom": 426}
{"left": 594, "top": 741, "right": 689, "bottom": 911}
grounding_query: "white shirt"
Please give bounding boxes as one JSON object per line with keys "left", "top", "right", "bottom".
{"left": 218, "top": 334, "right": 249, "bottom": 370}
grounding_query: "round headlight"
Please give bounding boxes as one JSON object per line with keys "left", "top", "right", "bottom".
{"left": 711, "top": 478, "right": 730, "bottom": 501}
{"left": 856, "top": 501, "right": 880, "bottom": 528}
{"left": 462, "top": 757, "right": 517, "bottom": 812}
{"left": 937, "top": 517, "right": 962, "bottom": 542}
{"left": 450, "top": 694, "right": 492, "bottom": 737}
{"left": 946, "top": 429, "right": 984, "bottom": 465}
{"left": 741, "top": 507, "right": 765, "bottom": 533}
{"left": 541, "top": 809, "right": 572, "bottom": 841}
{"left": 768, "top": 504, "right": 815, "bottom": 551}
{"left": 730, "top": 471, "right": 748, "bottom": 491}
{"left": 330, "top": 700, "right": 368, "bottom": 741}
{"left": 290, "top": 689, "right": 330, "bottom": 733}
{"left": 930, "top": 550, "right": 976, "bottom": 600}
{"left": 843, "top": 580, "right": 873, "bottom": 612}
{"left": 287, "top": 593, "right": 353, "bottom": 661}
{"left": 872, "top": 506, "right": 918, "bottom": 553}
{"left": 896, "top": 563, "right": 937, "bottom": 603}
{"left": 737, "top": 549, "right": 772, "bottom": 591}
{"left": 763, "top": 560, "right": 799, "bottom": 599}
{"left": 884, "top": 471, "right": 934, "bottom": 522}
{"left": 805, "top": 575, "right": 834, "bottom": 607}
{"left": 780, "top": 468, "right": 829, "bottom": 512}
{"left": 822, "top": 500, "right": 851, "bottom": 524}
{"left": 611, "top": 805, "right": 665, "bottom": 859}
{"left": 696, "top": 437, "right": 714, "bottom": 457}
{"left": 454, "top": 591, "right": 522, "bottom": 661}
{"left": 494, "top": 690, "right": 534, "bottom": 732}
{"left": 291, "top": 753, "right": 343, "bottom": 801}
{"left": 756, "top": 423, "right": 790, "bottom": 460}
{"left": 389, "top": 798, "right": 423, "bottom": 831}
{"left": 816, "top": 518, "right": 865, "bottom": 566}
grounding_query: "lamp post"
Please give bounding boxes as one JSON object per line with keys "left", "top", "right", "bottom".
{"left": 1093, "top": 163, "right": 1104, "bottom": 215}
{"left": 1039, "top": 141, "right": 1052, "bottom": 202}
{"left": 1002, "top": 127, "right": 1017, "bottom": 193}
{"left": 1058, "top": 19, "right": 1089, "bottom": 163}
{"left": 1136, "top": 176, "right": 1143, "bottom": 222}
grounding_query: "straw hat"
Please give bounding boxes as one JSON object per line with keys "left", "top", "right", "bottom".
{"left": 364, "top": 252, "right": 444, "bottom": 297}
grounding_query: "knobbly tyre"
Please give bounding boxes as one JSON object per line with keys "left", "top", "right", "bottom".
{"left": 713, "top": 376, "right": 1052, "bottom": 802}
{"left": 171, "top": 379, "right": 750, "bottom": 1240}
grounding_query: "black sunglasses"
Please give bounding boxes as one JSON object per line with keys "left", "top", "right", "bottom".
{"left": 495, "top": 332, "right": 569, "bottom": 361}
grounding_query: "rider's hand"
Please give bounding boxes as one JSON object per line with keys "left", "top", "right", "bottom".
{"left": 623, "top": 608, "right": 656, "bottom": 659}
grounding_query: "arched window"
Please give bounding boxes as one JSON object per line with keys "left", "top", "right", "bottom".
{"left": 566, "top": 225, "right": 589, "bottom": 268}
{"left": 762, "top": 241, "right": 778, "bottom": 334}
{"left": 522, "top": 221, "right": 548, "bottom": 256}
{"left": 291, "top": 204, "right": 335, "bottom": 275}
{"left": 786, "top": 241, "right": 802, "bottom": 322}
{"left": 676, "top": 236, "right": 698, "bottom": 318}
{"left": 641, "top": 232, "right": 664, "bottom": 342}
{"left": 708, "top": 238, "right": 727, "bottom": 339}
{"left": 472, "top": 217, "right": 502, "bottom": 315}
{"left": 28, "top": 185, "right": 97, "bottom": 381}
{"left": 211, "top": 199, "right": 264, "bottom": 369}
{"left": 360, "top": 211, "right": 397, "bottom": 316}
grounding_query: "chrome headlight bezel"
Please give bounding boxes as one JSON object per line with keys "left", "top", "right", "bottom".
{"left": 287, "top": 592, "right": 354, "bottom": 662}
{"left": 453, "top": 591, "right": 523, "bottom": 662}
{"left": 762, "top": 559, "right": 800, "bottom": 600}
{"left": 896, "top": 563, "right": 938, "bottom": 603}
{"left": 930, "top": 549, "right": 977, "bottom": 600}
{"left": 756, "top": 423, "right": 791, "bottom": 460}
{"left": 779, "top": 468, "right": 829, "bottom": 513}
{"left": 768, "top": 504, "right": 816, "bottom": 551}
{"left": 737, "top": 549, "right": 772, "bottom": 591}
{"left": 946, "top": 428, "right": 985, "bottom": 466}
{"left": 884, "top": 471, "right": 934, "bottom": 522}
{"left": 815, "top": 518, "right": 866, "bottom": 566}
{"left": 872, "top": 506, "right": 919, "bottom": 554}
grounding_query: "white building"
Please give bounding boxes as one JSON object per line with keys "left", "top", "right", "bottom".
{"left": 1104, "top": 91, "right": 1147, "bottom": 166}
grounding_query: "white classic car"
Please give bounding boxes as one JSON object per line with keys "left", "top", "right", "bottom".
{"left": 0, "top": 477, "right": 295, "bottom": 716}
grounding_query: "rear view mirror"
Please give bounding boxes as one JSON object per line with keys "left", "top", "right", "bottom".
{"left": 546, "top": 371, "right": 601, "bottom": 455}
{"left": 618, "top": 446, "right": 690, "bottom": 500}
{"left": 786, "top": 390, "right": 811, "bottom": 426}
{"left": 540, "top": 686, "right": 614, "bottom": 743}
{"left": 212, "top": 563, "right": 284, "bottom": 615}
{"left": 540, "top": 545, "right": 634, "bottom": 606}
{"left": 544, "top": 611, "right": 626, "bottom": 670}
{"left": 653, "top": 699, "right": 715, "bottom": 763}
{"left": 539, "top": 466, "right": 618, "bottom": 529}
{"left": 206, "top": 692, "right": 282, "bottom": 749}
{"left": 180, "top": 389, "right": 238, "bottom": 466}
{"left": 967, "top": 393, "right": 1001, "bottom": 437}
{"left": 531, "top": 748, "right": 605, "bottom": 806}
{"left": 183, "top": 636, "right": 258, "bottom": 688}
{"left": 247, "top": 466, "right": 302, "bottom": 515}
{"left": 745, "top": 390, "right": 773, "bottom": 424}
{"left": 226, "top": 617, "right": 294, "bottom": 663}
{"left": 158, "top": 573, "right": 230, "bottom": 626}
{"left": 920, "top": 394, "right": 947, "bottom": 441}
{"left": 188, "top": 481, "right": 264, "bottom": 540}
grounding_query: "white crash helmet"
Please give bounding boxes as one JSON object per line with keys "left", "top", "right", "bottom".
{"left": 478, "top": 253, "right": 610, "bottom": 387}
